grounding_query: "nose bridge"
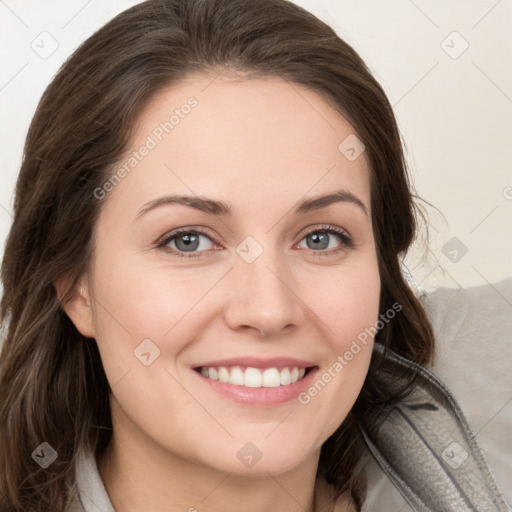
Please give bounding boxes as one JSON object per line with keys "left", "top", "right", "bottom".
{"left": 223, "top": 237, "right": 303, "bottom": 336}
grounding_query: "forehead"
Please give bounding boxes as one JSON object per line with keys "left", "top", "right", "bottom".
{"left": 105, "top": 74, "right": 371, "bottom": 213}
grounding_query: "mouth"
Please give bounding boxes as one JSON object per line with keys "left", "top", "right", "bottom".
{"left": 193, "top": 365, "right": 316, "bottom": 388}
{"left": 192, "top": 364, "right": 319, "bottom": 407}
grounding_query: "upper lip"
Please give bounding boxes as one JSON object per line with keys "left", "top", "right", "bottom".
{"left": 192, "top": 356, "right": 316, "bottom": 369}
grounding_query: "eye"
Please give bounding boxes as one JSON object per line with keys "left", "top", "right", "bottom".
{"left": 157, "top": 228, "right": 219, "bottom": 258}
{"left": 296, "top": 225, "right": 353, "bottom": 255}
{"left": 156, "top": 224, "right": 354, "bottom": 259}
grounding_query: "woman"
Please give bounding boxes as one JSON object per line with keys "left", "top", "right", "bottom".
{"left": 0, "top": 0, "right": 509, "bottom": 511}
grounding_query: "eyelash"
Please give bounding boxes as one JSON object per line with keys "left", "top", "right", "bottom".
{"left": 156, "top": 224, "right": 354, "bottom": 259}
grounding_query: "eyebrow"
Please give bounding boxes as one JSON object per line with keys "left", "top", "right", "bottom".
{"left": 134, "top": 188, "right": 368, "bottom": 222}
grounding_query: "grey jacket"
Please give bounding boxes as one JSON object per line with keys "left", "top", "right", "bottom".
{"left": 359, "top": 343, "right": 511, "bottom": 511}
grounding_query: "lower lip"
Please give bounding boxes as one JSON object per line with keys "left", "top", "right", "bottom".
{"left": 193, "top": 367, "right": 319, "bottom": 406}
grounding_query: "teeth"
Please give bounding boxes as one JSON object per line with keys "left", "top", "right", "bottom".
{"left": 280, "top": 367, "right": 291, "bottom": 385}
{"left": 218, "top": 367, "right": 229, "bottom": 383}
{"left": 261, "top": 368, "right": 280, "bottom": 387}
{"left": 199, "top": 365, "right": 309, "bottom": 388}
{"left": 245, "top": 367, "right": 262, "bottom": 387}
{"left": 229, "top": 366, "right": 245, "bottom": 386}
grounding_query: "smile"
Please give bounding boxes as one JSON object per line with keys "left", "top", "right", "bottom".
{"left": 195, "top": 365, "right": 313, "bottom": 388}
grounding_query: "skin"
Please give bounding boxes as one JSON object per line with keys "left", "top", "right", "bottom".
{"left": 61, "top": 74, "right": 381, "bottom": 512}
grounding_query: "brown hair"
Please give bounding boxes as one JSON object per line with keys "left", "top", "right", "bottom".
{"left": 0, "top": 0, "right": 435, "bottom": 509}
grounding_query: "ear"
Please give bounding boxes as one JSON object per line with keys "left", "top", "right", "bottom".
{"left": 54, "top": 272, "right": 96, "bottom": 338}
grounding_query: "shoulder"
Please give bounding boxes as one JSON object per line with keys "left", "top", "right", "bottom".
{"left": 422, "top": 279, "right": 512, "bottom": 506}
{"left": 418, "top": 277, "right": 512, "bottom": 400}
{"left": 418, "top": 278, "right": 512, "bottom": 417}
{"left": 419, "top": 277, "right": 512, "bottom": 352}
{"left": 360, "top": 278, "right": 512, "bottom": 510}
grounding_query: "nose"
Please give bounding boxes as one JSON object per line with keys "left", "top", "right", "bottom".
{"left": 223, "top": 247, "right": 305, "bottom": 338}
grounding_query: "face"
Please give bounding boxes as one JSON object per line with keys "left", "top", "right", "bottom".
{"left": 69, "top": 74, "right": 380, "bottom": 476}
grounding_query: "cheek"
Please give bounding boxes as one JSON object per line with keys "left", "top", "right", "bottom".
{"left": 300, "top": 257, "right": 381, "bottom": 349}
{"left": 88, "top": 254, "right": 209, "bottom": 386}
{"left": 295, "top": 259, "right": 380, "bottom": 429}
{"left": 92, "top": 252, "right": 215, "bottom": 336}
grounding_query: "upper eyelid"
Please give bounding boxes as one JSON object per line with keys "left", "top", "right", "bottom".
{"left": 297, "top": 223, "right": 351, "bottom": 239}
